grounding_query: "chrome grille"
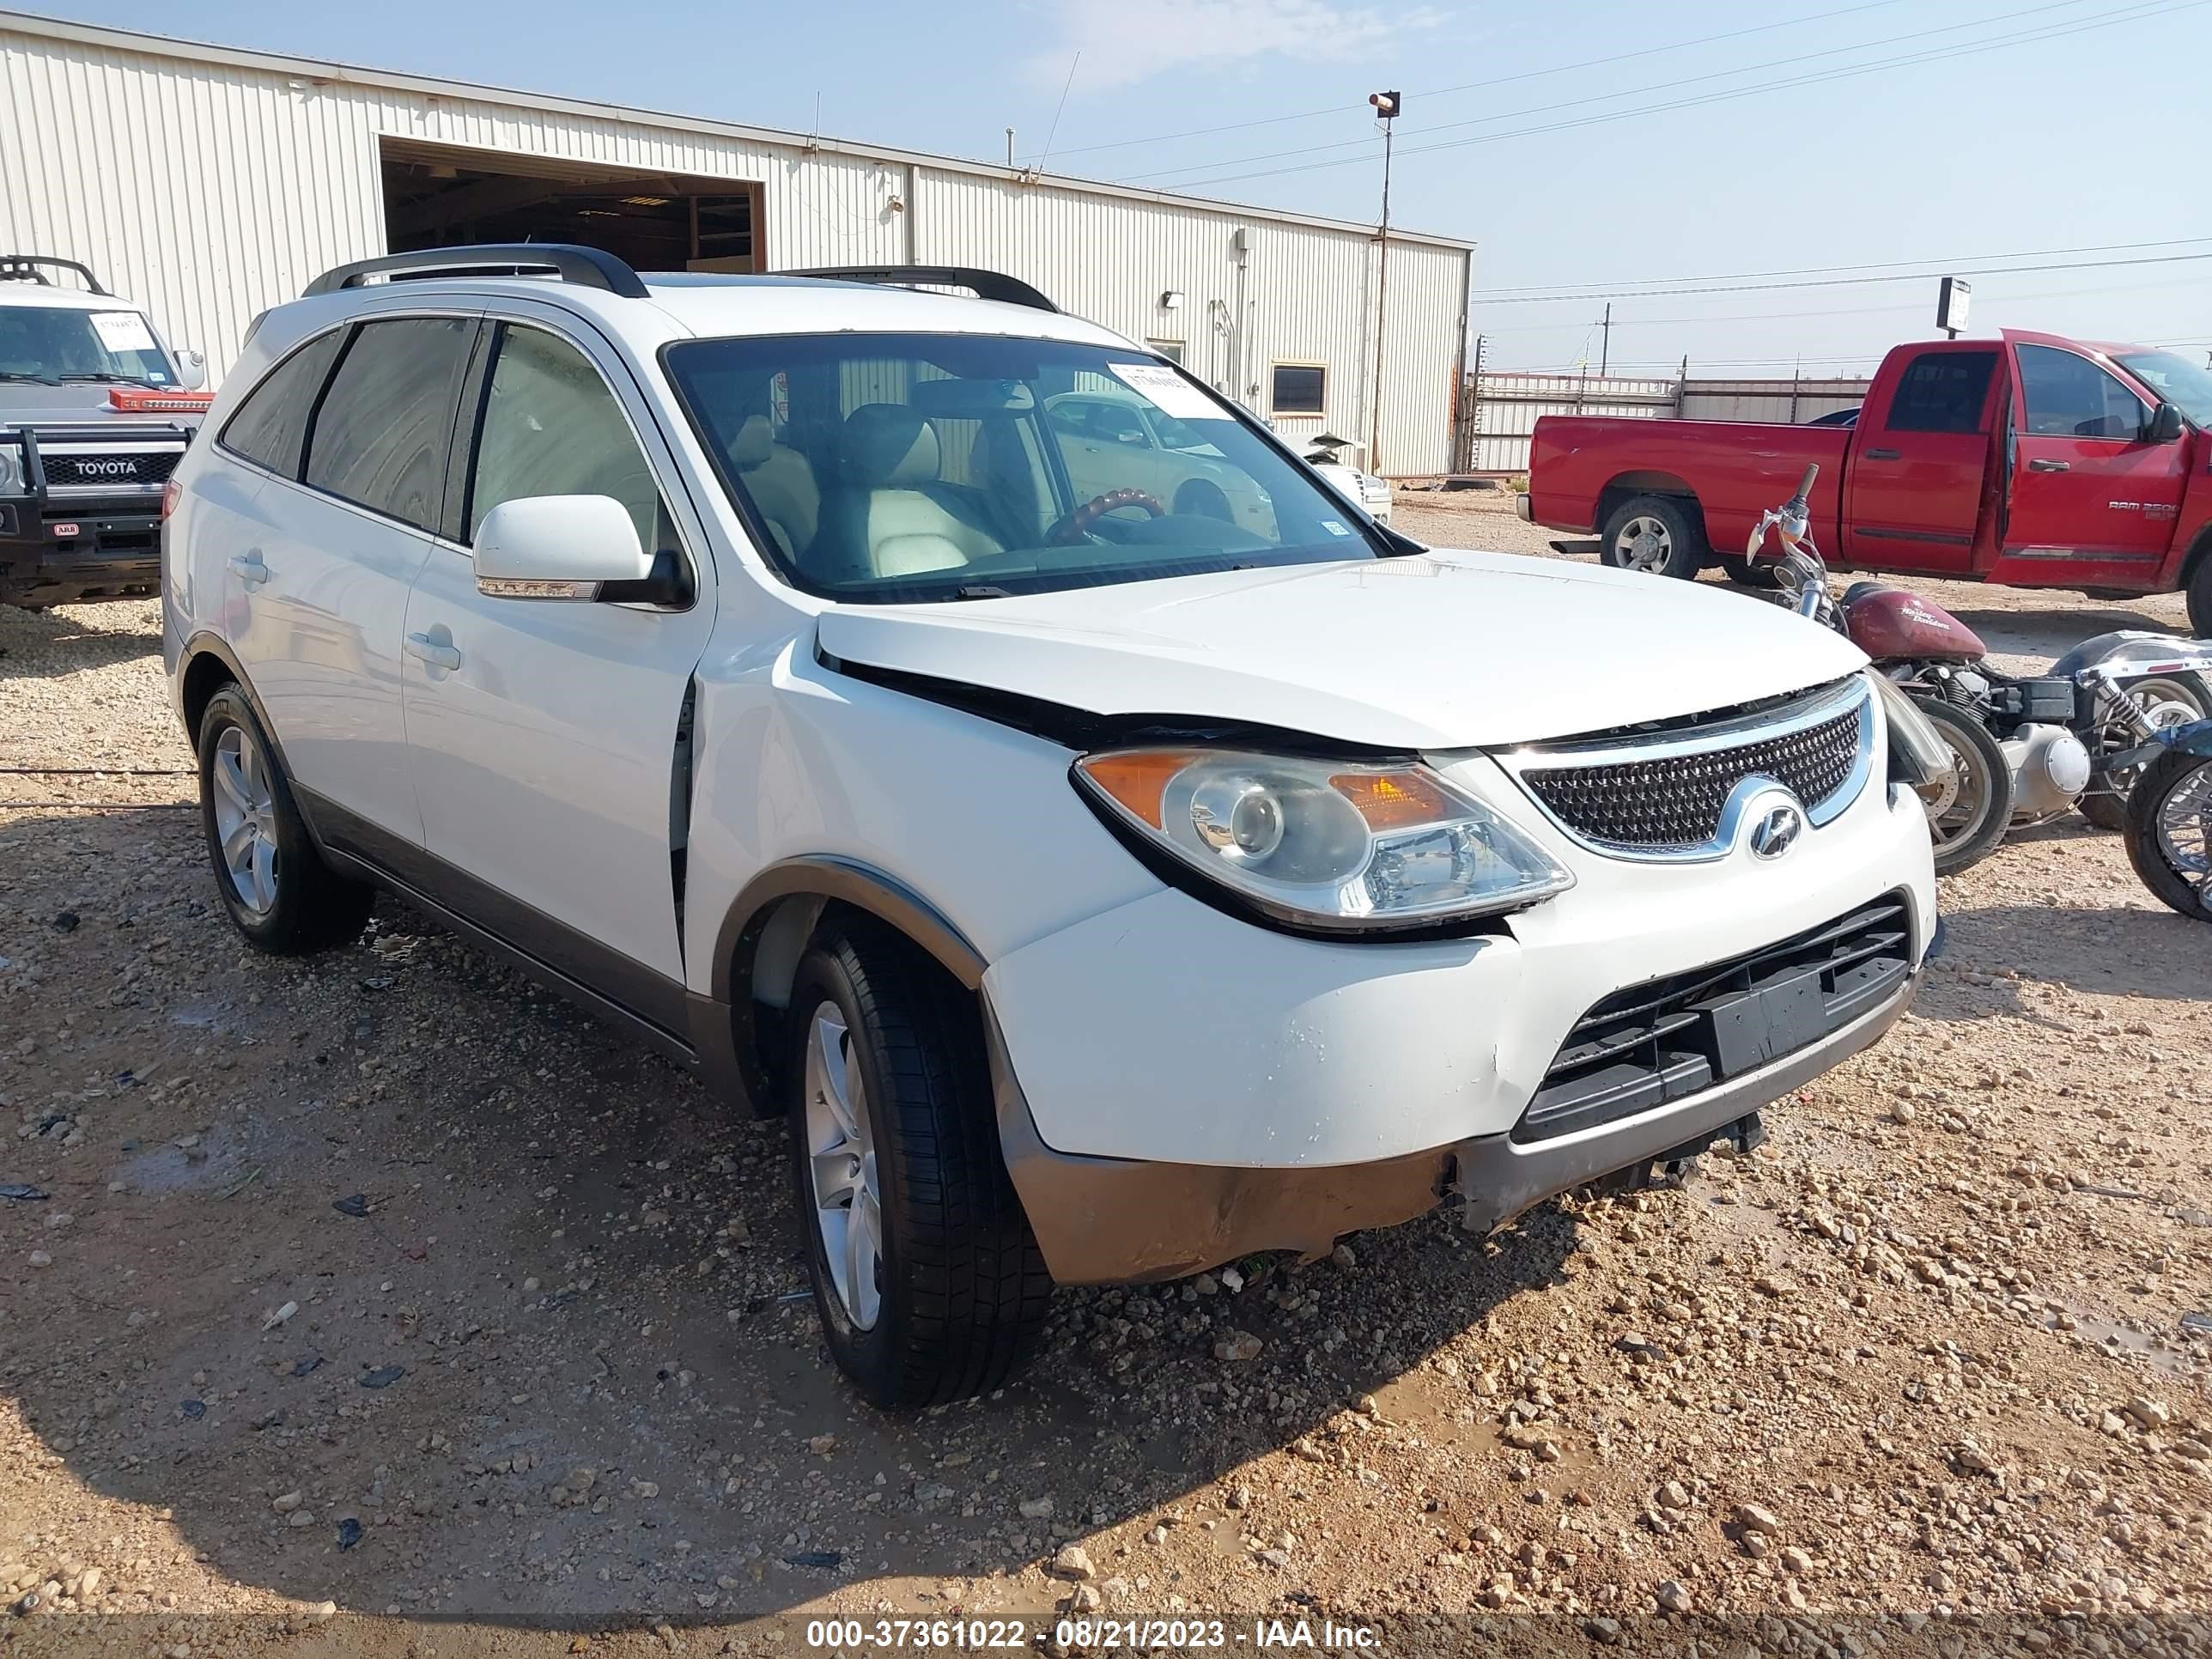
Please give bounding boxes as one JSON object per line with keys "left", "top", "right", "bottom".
{"left": 1511, "top": 678, "right": 1873, "bottom": 859}
{"left": 41, "top": 450, "right": 180, "bottom": 489}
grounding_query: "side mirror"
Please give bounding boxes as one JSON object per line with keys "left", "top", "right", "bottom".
{"left": 2145, "top": 400, "right": 2185, "bottom": 444}
{"left": 174, "top": 349, "right": 208, "bottom": 392}
{"left": 474, "top": 495, "right": 679, "bottom": 604}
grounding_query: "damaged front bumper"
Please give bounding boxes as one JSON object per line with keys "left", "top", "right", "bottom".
{"left": 988, "top": 963, "right": 1918, "bottom": 1285}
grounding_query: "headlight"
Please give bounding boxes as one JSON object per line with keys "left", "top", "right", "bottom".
{"left": 1074, "top": 747, "right": 1573, "bottom": 932}
{"left": 1868, "top": 672, "right": 1948, "bottom": 788}
{"left": 0, "top": 442, "right": 24, "bottom": 496}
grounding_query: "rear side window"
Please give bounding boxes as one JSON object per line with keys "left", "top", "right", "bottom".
{"left": 218, "top": 331, "right": 346, "bottom": 477}
{"left": 303, "top": 317, "right": 477, "bottom": 530}
{"left": 1884, "top": 351, "right": 1996, "bottom": 434}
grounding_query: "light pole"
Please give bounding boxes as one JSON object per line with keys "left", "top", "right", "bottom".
{"left": 1367, "top": 89, "right": 1400, "bottom": 477}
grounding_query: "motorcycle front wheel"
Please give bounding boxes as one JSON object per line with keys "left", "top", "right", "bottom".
{"left": 1913, "top": 698, "right": 2014, "bottom": 877}
{"left": 2124, "top": 747, "right": 2212, "bottom": 921}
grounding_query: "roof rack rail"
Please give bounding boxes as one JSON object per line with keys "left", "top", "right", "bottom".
{"left": 0, "top": 255, "right": 109, "bottom": 295}
{"left": 780, "top": 265, "right": 1058, "bottom": 313}
{"left": 303, "top": 244, "right": 649, "bottom": 300}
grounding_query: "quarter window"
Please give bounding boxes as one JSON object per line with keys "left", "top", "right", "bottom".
{"left": 1271, "top": 363, "right": 1326, "bottom": 415}
{"left": 302, "top": 317, "right": 477, "bottom": 530}
{"left": 218, "top": 330, "right": 347, "bottom": 477}
{"left": 1884, "top": 351, "right": 1995, "bottom": 434}
{"left": 468, "top": 324, "right": 666, "bottom": 552}
{"left": 2017, "top": 344, "right": 2149, "bottom": 441}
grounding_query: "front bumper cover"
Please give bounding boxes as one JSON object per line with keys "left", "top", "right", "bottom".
{"left": 989, "top": 962, "right": 1917, "bottom": 1285}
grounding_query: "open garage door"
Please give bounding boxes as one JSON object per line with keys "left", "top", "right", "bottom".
{"left": 380, "top": 138, "right": 761, "bottom": 273}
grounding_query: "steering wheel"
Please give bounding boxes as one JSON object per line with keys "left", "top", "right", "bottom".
{"left": 1048, "top": 488, "right": 1166, "bottom": 545}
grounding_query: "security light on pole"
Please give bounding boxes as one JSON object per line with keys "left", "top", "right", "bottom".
{"left": 1368, "top": 91, "right": 1401, "bottom": 475}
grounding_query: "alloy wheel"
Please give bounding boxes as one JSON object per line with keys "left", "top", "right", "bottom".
{"left": 803, "top": 1004, "right": 884, "bottom": 1330}
{"left": 210, "top": 725, "right": 279, "bottom": 915}
{"left": 2155, "top": 763, "right": 2212, "bottom": 913}
{"left": 1613, "top": 514, "right": 1673, "bottom": 573}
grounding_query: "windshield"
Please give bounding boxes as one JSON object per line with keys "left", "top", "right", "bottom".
{"left": 663, "top": 333, "right": 1384, "bottom": 603}
{"left": 0, "top": 304, "right": 175, "bottom": 386}
{"left": 2114, "top": 350, "right": 2212, "bottom": 428}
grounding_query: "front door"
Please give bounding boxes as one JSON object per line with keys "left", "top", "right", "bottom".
{"left": 2001, "top": 342, "right": 2190, "bottom": 574}
{"left": 399, "top": 312, "right": 715, "bottom": 1024}
{"left": 1840, "top": 344, "right": 1998, "bottom": 575}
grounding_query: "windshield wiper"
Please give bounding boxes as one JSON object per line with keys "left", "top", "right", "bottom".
{"left": 953, "top": 584, "right": 1014, "bottom": 600}
{"left": 0, "top": 371, "right": 63, "bottom": 385}
{"left": 57, "top": 372, "right": 157, "bottom": 386}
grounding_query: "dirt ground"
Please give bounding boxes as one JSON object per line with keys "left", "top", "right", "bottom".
{"left": 3, "top": 495, "right": 2210, "bottom": 1658}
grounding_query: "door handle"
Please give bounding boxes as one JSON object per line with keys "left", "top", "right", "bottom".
{"left": 1863, "top": 447, "right": 1901, "bottom": 461}
{"left": 404, "top": 631, "right": 462, "bottom": 672}
{"left": 2027, "top": 459, "right": 2069, "bottom": 473}
{"left": 228, "top": 553, "right": 269, "bottom": 586}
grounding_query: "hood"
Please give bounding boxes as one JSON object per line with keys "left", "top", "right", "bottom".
{"left": 817, "top": 550, "right": 1870, "bottom": 751}
{"left": 0, "top": 385, "right": 193, "bottom": 426}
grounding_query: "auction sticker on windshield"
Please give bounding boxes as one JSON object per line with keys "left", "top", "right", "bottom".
{"left": 1108, "top": 362, "right": 1222, "bottom": 422}
{"left": 89, "top": 312, "right": 158, "bottom": 354}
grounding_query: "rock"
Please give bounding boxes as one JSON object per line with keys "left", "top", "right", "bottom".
{"left": 1656, "top": 1579, "right": 1692, "bottom": 1614}
{"left": 1656, "top": 1480, "right": 1692, "bottom": 1510}
{"left": 1781, "top": 1546, "right": 1813, "bottom": 1573}
{"left": 27, "top": 1251, "right": 51, "bottom": 1269}
{"left": 1220, "top": 1267, "right": 1245, "bottom": 1293}
{"left": 1331, "top": 1243, "right": 1357, "bottom": 1270}
{"left": 1145, "top": 1525, "right": 1168, "bottom": 1546}
{"left": 1192, "top": 1273, "right": 1218, "bottom": 1296}
{"left": 2123, "top": 1395, "right": 2170, "bottom": 1429}
{"left": 271, "top": 1491, "right": 304, "bottom": 1512}
{"left": 1050, "top": 1545, "right": 1097, "bottom": 1582}
{"left": 1068, "top": 1583, "right": 1102, "bottom": 1613}
{"left": 1744, "top": 1533, "right": 1771, "bottom": 1559}
{"left": 1213, "top": 1330, "right": 1263, "bottom": 1364}
{"left": 806, "top": 1433, "right": 838, "bottom": 1455}
{"left": 1583, "top": 1617, "right": 1623, "bottom": 1645}
{"left": 1227, "top": 1486, "right": 1252, "bottom": 1510}
{"left": 44, "top": 1212, "right": 71, "bottom": 1231}
{"left": 1019, "top": 1496, "right": 1055, "bottom": 1520}
{"left": 1892, "top": 1102, "right": 1917, "bottom": 1124}
{"left": 76, "top": 1568, "right": 100, "bottom": 1601}
{"left": 1737, "top": 1502, "right": 1782, "bottom": 1535}
{"left": 286, "top": 1510, "right": 315, "bottom": 1528}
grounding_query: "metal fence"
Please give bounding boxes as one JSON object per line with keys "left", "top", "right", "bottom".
{"left": 1456, "top": 370, "right": 1869, "bottom": 475}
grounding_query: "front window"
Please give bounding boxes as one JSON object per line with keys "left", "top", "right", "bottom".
{"left": 2113, "top": 350, "right": 2212, "bottom": 428}
{"left": 663, "top": 334, "right": 1386, "bottom": 604}
{"left": 2016, "top": 343, "right": 2149, "bottom": 441}
{"left": 0, "top": 305, "right": 174, "bottom": 386}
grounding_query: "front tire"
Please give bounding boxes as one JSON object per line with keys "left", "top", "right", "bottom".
{"left": 2124, "top": 747, "right": 2212, "bottom": 921}
{"left": 786, "top": 919, "right": 1051, "bottom": 1409}
{"left": 195, "top": 686, "right": 373, "bottom": 953}
{"left": 1714, "top": 555, "right": 1781, "bottom": 590}
{"left": 2187, "top": 552, "right": 2212, "bottom": 640}
{"left": 1598, "top": 495, "right": 1705, "bottom": 580}
{"left": 1913, "top": 697, "right": 2014, "bottom": 876}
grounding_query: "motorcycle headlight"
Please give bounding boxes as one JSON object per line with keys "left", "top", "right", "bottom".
{"left": 0, "top": 441, "right": 24, "bottom": 496}
{"left": 1868, "top": 672, "right": 1948, "bottom": 788}
{"left": 1074, "top": 747, "right": 1573, "bottom": 933}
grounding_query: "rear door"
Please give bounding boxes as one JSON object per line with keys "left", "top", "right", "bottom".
{"left": 399, "top": 307, "right": 714, "bottom": 1024}
{"left": 1840, "top": 344, "right": 1999, "bottom": 574}
{"left": 2002, "top": 341, "right": 2190, "bottom": 570}
{"left": 219, "top": 313, "right": 479, "bottom": 847}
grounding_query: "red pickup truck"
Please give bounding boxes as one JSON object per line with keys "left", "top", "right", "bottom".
{"left": 1523, "top": 329, "right": 2212, "bottom": 636}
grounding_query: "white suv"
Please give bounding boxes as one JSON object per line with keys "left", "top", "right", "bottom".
{"left": 164, "top": 246, "right": 1938, "bottom": 1408}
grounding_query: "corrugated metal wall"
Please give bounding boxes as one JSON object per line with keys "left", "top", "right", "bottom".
{"left": 0, "top": 18, "right": 1472, "bottom": 473}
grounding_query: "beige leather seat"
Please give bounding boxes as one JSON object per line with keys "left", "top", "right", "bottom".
{"left": 828, "top": 405, "right": 1006, "bottom": 579}
{"left": 726, "top": 414, "right": 820, "bottom": 562}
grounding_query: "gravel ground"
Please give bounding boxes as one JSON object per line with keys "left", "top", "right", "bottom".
{"left": 3, "top": 516, "right": 2210, "bottom": 1659}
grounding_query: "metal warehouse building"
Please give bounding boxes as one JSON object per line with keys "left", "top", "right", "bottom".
{"left": 0, "top": 11, "right": 1474, "bottom": 474}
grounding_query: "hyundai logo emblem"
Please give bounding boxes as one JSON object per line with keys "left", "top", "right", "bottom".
{"left": 1749, "top": 803, "right": 1805, "bottom": 860}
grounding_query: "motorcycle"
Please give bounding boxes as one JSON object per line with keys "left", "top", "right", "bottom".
{"left": 1747, "top": 465, "right": 2212, "bottom": 875}
{"left": 2119, "top": 719, "right": 2212, "bottom": 921}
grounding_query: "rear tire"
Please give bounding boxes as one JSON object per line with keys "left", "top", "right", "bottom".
{"left": 786, "top": 918, "right": 1051, "bottom": 1409}
{"left": 1598, "top": 495, "right": 1705, "bottom": 580}
{"left": 1913, "top": 697, "right": 2014, "bottom": 876}
{"left": 195, "top": 685, "right": 374, "bottom": 954}
{"left": 2124, "top": 747, "right": 2212, "bottom": 921}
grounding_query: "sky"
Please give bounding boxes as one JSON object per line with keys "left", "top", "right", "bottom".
{"left": 25, "top": 0, "right": 2212, "bottom": 377}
